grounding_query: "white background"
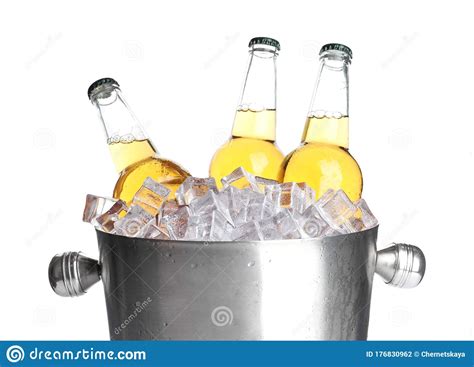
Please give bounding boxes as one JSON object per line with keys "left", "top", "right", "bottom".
{"left": 0, "top": 0, "right": 472, "bottom": 340}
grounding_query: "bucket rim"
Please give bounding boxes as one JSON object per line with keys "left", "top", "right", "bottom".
{"left": 95, "top": 225, "right": 379, "bottom": 247}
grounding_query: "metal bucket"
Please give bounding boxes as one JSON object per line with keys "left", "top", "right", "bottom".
{"left": 48, "top": 226, "right": 425, "bottom": 340}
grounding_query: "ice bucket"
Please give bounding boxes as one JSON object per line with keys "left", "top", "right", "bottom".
{"left": 48, "top": 225, "right": 425, "bottom": 340}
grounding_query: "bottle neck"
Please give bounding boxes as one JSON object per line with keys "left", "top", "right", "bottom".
{"left": 231, "top": 47, "right": 277, "bottom": 141}
{"left": 91, "top": 86, "right": 156, "bottom": 172}
{"left": 303, "top": 56, "right": 350, "bottom": 148}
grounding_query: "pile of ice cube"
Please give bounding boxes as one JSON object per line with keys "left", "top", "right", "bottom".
{"left": 83, "top": 167, "right": 377, "bottom": 241}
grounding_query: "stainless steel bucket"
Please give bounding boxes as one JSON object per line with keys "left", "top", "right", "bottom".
{"left": 48, "top": 226, "right": 425, "bottom": 340}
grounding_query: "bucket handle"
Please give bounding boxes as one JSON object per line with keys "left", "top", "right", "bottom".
{"left": 48, "top": 252, "right": 100, "bottom": 297}
{"left": 375, "top": 243, "right": 426, "bottom": 288}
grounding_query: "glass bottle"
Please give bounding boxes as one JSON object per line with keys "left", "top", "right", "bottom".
{"left": 209, "top": 37, "right": 284, "bottom": 187}
{"left": 282, "top": 43, "right": 363, "bottom": 201}
{"left": 88, "top": 78, "right": 190, "bottom": 204}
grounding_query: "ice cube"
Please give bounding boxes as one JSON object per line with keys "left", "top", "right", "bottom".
{"left": 255, "top": 176, "right": 280, "bottom": 193}
{"left": 262, "top": 195, "right": 279, "bottom": 218}
{"left": 159, "top": 199, "right": 179, "bottom": 218}
{"left": 233, "top": 191, "right": 267, "bottom": 225}
{"left": 189, "top": 191, "right": 233, "bottom": 225}
{"left": 294, "top": 205, "right": 331, "bottom": 238}
{"left": 161, "top": 206, "right": 191, "bottom": 240}
{"left": 209, "top": 211, "right": 234, "bottom": 241}
{"left": 264, "top": 185, "right": 279, "bottom": 204}
{"left": 95, "top": 200, "right": 128, "bottom": 232}
{"left": 265, "top": 182, "right": 306, "bottom": 213}
{"left": 221, "top": 167, "right": 260, "bottom": 192}
{"left": 256, "top": 217, "right": 282, "bottom": 240}
{"left": 82, "top": 194, "right": 119, "bottom": 225}
{"left": 325, "top": 227, "right": 343, "bottom": 237}
{"left": 354, "top": 198, "right": 378, "bottom": 229}
{"left": 316, "top": 189, "right": 360, "bottom": 233}
{"left": 246, "top": 191, "right": 267, "bottom": 221}
{"left": 217, "top": 186, "right": 240, "bottom": 215}
{"left": 219, "top": 187, "right": 255, "bottom": 226}
{"left": 272, "top": 209, "right": 301, "bottom": 239}
{"left": 183, "top": 214, "right": 212, "bottom": 241}
{"left": 114, "top": 206, "right": 154, "bottom": 237}
{"left": 175, "top": 177, "right": 218, "bottom": 205}
{"left": 296, "top": 183, "right": 316, "bottom": 210}
{"left": 132, "top": 177, "right": 170, "bottom": 216}
{"left": 140, "top": 221, "right": 169, "bottom": 240}
{"left": 231, "top": 222, "right": 262, "bottom": 241}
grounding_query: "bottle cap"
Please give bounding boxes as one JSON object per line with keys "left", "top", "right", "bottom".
{"left": 319, "top": 43, "right": 352, "bottom": 59}
{"left": 248, "top": 37, "right": 280, "bottom": 51}
{"left": 88, "top": 78, "right": 120, "bottom": 100}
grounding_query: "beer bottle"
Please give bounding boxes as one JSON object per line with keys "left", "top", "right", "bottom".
{"left": 88, "top": 78, "right": 190, "bottom": 204}
{"left": 209, "top": 37, "right": 285, "bottom": 187}
{"left": 282, "top": 44, "right": 363, "bottom": 201}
